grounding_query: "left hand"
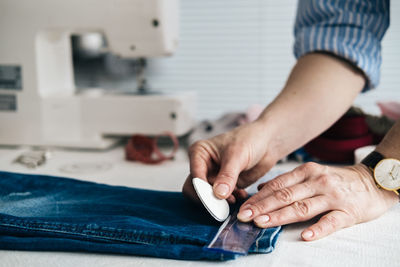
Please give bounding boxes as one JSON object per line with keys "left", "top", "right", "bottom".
{"left": 237, "top": 162, "right": 399, "bottom": 241}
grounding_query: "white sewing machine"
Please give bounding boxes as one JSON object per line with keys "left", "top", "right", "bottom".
{"left": 0, "top": 0, "right": 195, "bottom": 149}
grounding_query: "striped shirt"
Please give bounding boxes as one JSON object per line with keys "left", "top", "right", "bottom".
{"left": 294, "top": 0, "right": 390, "bottom": 90}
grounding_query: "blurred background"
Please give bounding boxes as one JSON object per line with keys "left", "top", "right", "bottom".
{"left": 75, "top": 0, "right": 400, "bottom": 120}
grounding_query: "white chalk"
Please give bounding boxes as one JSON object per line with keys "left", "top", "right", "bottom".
{"left": 192, "top": 177, "right": 230, "bottom": 222}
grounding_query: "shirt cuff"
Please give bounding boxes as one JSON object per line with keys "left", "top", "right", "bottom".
{"left": 294, "top": 26, "right": 383, "bottom": 91}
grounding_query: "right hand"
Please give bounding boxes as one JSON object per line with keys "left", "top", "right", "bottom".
{"left": 182, "top": 120, "right": 280, "bottom": 203}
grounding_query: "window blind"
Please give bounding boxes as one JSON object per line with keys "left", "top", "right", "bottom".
{"left": 147, "top": 0, "right": 400, "bottom": 119}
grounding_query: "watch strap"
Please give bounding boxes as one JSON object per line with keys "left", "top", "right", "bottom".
{"left": 361, "top": 151, "right": 385, "bottom": 170}
{"left": 361, "top": 151, "right": 400, "bottom": 199}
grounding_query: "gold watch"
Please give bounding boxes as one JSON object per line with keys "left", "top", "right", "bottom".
{"left": 361, "top": 151, "right": 400, "bottom": 195}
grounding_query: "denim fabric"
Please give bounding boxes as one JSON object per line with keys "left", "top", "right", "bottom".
{"left": 0, "top": 171, "right": 281, "bottom": 261}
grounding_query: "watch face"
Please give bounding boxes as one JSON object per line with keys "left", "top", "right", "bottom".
{"left": 374, "top": 159, "right": 400, "bottom": 190}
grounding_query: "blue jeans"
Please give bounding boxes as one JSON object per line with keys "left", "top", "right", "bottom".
{"left": 0, "top": 171, "right": 281, "bottom": 261}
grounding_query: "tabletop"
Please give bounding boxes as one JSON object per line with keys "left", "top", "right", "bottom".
{"left": 0, "top": 146, "right": 399, "bottom": 267}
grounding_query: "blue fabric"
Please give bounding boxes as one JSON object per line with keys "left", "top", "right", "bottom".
{"left": 294, "top": 0, "right": 390, "bottom": 90}
{"left": 0, "top": 171, "right": 281, "bottom": 261}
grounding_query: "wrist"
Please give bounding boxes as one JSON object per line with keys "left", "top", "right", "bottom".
{"left": 252, "top": 113, "right": 288, "bottom": 162}
{"left": 351, "top": 163, "right": 384, "bottom": 194}
{"left": 354, "top": 163, "right": 374, "bottom": 181}
{"left": 352, "top": 164, "right": 398, "bottom": 199}
{"left": 359, "top": 152, "right": 400, "bottom": 201}
{"left": 375, "top": 146, "right": 400, "bottom": 162}
{"left": 375, "top": 120, "right": 400, "bottom": 161}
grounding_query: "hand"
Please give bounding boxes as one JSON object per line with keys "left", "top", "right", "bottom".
{"left": 182, "top": 120, "right": 279, "bottom": 204}
{"left": 237, "top": 162, "right": 398, "bottom": 241}
{"left": 182, "top": 53, "right": 367, "bottom": 205}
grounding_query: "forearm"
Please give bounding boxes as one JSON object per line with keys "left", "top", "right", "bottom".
{"left": 257, "top": 53, "right": 365, "bottom": 160}
{"left": 376, "top": 119, "right": 400, "bottom": 159}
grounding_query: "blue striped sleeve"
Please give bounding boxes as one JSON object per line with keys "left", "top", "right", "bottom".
{"left": 294, "top": 0, "right": 390, "bottom": 91}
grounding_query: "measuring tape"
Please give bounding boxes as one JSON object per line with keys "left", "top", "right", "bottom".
{"left": 206, "top": 209, "right": 263, "bottom": 255}
{"left": 194, "top": 170, "right": 284, "bottom": 255}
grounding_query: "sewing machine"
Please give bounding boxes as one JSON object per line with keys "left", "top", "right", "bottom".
{"left": 0, "top": 0, "right": 195, "bottom": 149}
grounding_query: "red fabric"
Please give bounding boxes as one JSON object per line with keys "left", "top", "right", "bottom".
{"left": 305, "top": 115, "right": 374, "bottom": 163}
{"left": 125, "top": 132, "right": 179, "bottom": 164}
{"left": 305, "top": 134, "right": 373, "bottom": 163}
{"left": 321, "top": 116, "right": 369, "bottom": 139}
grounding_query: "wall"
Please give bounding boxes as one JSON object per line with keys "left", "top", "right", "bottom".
{"left": 146, "top": 0, "right": 399, "bottom": 119}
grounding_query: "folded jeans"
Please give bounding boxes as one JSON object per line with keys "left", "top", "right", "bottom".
{"left": 0, "top": 171, "right": 281, "bottom": 261}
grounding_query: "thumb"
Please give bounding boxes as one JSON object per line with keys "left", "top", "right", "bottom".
{"left": 213, "top": 152, "right": 246, "bottom": 199}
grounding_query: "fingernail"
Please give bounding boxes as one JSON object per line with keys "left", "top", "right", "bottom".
{"left": 302, "top": 230, "right": 314, "bottom": 239}
{"left": 215, "top": 183, "right": 229, "bottom": 197}
{"left": 237, "top": 209, "right": 253, "bottom": 221}
{"left": 254, "top": 215, "right": 270, "bottom": 226}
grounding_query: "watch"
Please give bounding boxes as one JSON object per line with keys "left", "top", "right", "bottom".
{"left": 361, "top": 151, "right": 400, "bottom": 195}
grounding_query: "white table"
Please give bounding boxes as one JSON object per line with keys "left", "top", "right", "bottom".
{"left": 0, "top": 146, "right": 399, "bottom": 267}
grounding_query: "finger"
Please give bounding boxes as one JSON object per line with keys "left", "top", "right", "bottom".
{"left": 237, "top": 158, "right": 273, "bottom": 189}
{"left": 189, "top": 142, "right": 214, "bottom": 180}
{"left": 213, "top": 148, "right": 247, "bottom": 199}
{"left": 247, "top": 162, "right": 323, "bottom": 204}
{"left": 232, "top": 188, "right": 248, "bottom": 200}
{"left": 301, "top": 210, "right": 350, "bottom": 241}
{"left": 256, "top": 171, "right": 289, "bottom": 191}
{"left": 227, "top": 195, "right": 236, "bottom": 204}
{"left": 189, "top": 153, "right": 210, "bottom": 180}
{"left": 251, "top": 170, "right": 307, "bottom": 202}
{"left": 238, "top": 180, "right": 320, "bottom": 222}
{"left": 182, "top": 175, "right": 202, "bottom": 204}
{"left": 253, "top": 196, "right": 330, "bottom": 228}
{"left": 239, "top": 167, "right": 311, "bottom": 215}
{"left": 257, "top": 182, "right": 267, "bottom": 191}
